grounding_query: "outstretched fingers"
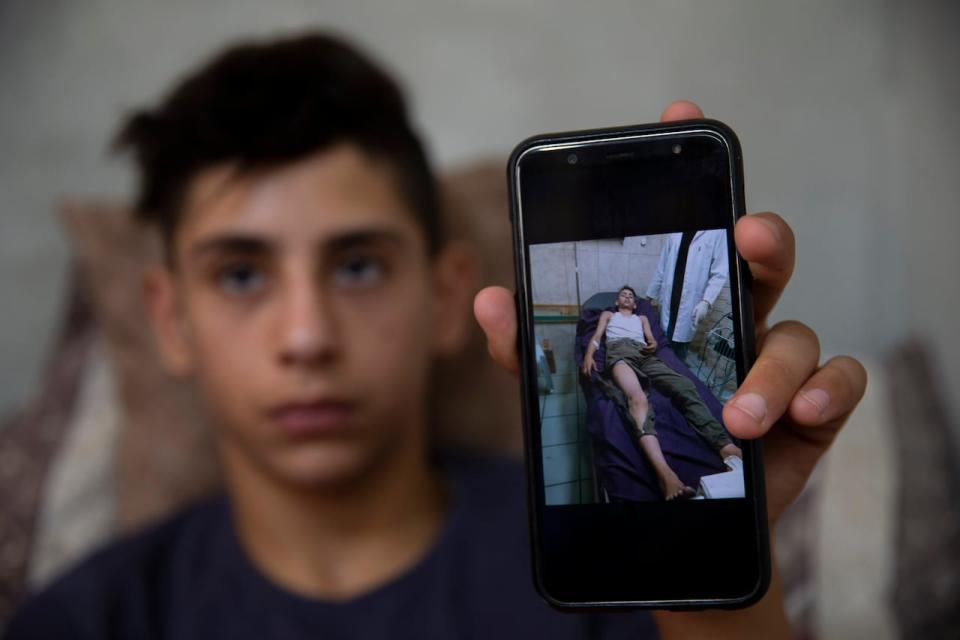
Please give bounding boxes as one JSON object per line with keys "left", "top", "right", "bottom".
{"left": 786, "top": 355, "right": 868, "bottom": 429}
{"left": 723, "top": 320, "right": 820, "bottom": 441}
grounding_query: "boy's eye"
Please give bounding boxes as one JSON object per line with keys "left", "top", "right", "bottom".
{"left": 333, "top": 255, "right": 385, "bottom": 287}
{"left": 216, "top": 262, "right": 266, "bottom": 295}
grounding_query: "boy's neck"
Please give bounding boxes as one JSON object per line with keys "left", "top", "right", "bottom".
{"left": 221, "top": 429, "right": 446, "bottom": 601}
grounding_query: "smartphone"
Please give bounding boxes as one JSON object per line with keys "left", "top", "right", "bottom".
{"left": 509, "top": 119, "right": 769, "bottom": 609}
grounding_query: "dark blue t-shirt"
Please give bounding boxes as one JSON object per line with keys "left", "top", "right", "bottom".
{"left": 5, "top": 456, "right": 657, "bottom": 639}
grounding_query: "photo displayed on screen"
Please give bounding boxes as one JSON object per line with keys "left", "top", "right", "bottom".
{"left": 531, "top": 230, "right": 744, "bottom": 505}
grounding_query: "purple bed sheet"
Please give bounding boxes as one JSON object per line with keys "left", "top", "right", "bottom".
{"left": 575, "top": 298, "right": 734, "bottom": 502}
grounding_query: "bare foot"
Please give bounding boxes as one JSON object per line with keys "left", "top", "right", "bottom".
{"left": 658, "top": 470, "right": 695, "bottom": 501}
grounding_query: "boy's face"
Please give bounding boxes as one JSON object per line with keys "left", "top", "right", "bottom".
{"left": 616, "top": 288, "right": 637, "bottom": 311}
{"left": 147, "top": 144, "right": 465, "bottom": 489}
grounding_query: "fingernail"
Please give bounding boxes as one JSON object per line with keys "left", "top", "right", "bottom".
{"left": 800, "top": 388, "right": 830, "bottom": 417}
{"left": 730, "top": 392, "right": 767, "bottom": 424}
{"left": 757, "top": 215, "right": 782, "bottom": 242}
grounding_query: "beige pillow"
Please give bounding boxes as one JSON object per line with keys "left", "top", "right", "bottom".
{"left": 60, "top": 201, "right": 221, "bottom": 534}
{"left": 0, "top": 283, "right": 94, "bottom": 623}
{"left": 27, "top": 338, "right": 119, "bottom": 589}
{"left": 432, "top": 163, "right": 522, "bottom": 455}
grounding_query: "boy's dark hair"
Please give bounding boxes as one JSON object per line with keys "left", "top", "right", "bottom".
{"left": 113, "top": 32, "right": 441, "bottom": 258}
{"left": 618, "top": 285, "right": 638, "bottom": 299}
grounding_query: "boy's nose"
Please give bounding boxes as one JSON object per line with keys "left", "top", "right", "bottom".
{"left": 276, "top": 278, "right": 339, "bottom": 368}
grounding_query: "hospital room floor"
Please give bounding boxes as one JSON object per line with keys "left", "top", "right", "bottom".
{"left": 537, "top": 323, "right": 597, "bottom": 505}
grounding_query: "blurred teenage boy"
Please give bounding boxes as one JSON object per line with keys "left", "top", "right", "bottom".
{"left": 6, "top": 34, "right": 866, "bottom": 640}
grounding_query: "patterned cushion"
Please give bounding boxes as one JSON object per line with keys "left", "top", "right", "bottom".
{"left": 0, "top": 283, "right": 94, "bottom": 623}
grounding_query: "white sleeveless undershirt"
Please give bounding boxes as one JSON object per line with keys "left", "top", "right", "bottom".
{"left": 605, "top": 312, "right": 647, "bottom": 345}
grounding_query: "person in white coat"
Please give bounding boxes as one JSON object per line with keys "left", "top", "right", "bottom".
{"left": 646, "top": 230, "right": 728, "bottom": 360}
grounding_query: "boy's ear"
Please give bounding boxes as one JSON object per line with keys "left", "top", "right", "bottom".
{"left": 431, "top": 241, "right": 480, "bottom": 357}
{"left": 144, "top": 267, "right": 194, "bottom": 376}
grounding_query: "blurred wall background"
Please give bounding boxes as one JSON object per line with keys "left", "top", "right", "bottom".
{"left": 1, "top": 0, "right": 958, "bottom": 433}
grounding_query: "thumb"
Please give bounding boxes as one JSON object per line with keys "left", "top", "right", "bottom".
{"left": 473, "top": 286, "right": 520, "bottom": 375}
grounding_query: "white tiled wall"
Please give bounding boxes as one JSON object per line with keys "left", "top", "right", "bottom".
{"left": 530, "top": 236, "right": 665, "bottom": 306}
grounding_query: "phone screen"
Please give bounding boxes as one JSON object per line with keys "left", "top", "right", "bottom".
{"left": 532, "top": 230, "right": 742, "bottom": 505}
{"left": 512, "top": 122, "right": 767, "bottom": 607}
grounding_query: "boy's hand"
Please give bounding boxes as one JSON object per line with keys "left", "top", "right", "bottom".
{"left": 473, "top": 99, "right": 867, "bottom": 527}
{"left": 581, "top": 355, "right": 596, "bottom": 377}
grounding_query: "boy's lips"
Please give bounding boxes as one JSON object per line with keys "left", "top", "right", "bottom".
{"left": 268, "top": 400, "right": 358, "bottom": 436}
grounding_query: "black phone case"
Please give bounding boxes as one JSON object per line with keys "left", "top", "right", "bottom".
{"left": 507, "top": 119, "right": 770, "bottom": 610}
